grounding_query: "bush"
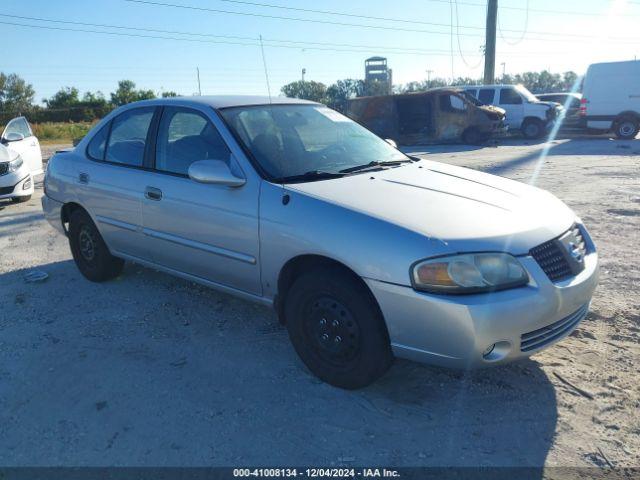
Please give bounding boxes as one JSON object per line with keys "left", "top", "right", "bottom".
{"left": 31, "top": 122, "right": 96, "bottom": 142}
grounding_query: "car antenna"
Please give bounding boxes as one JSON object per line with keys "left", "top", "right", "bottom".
{"left": 259, "top": 34, "right": 290, "bottom": 205}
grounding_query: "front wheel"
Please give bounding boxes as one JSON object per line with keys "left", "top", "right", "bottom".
{"left": 68, "top": 208, "right": 124, "bottom": 282}
{"left": 614, "top": 118, "right": 639, "bottom": 140}
{"left": 284, "top": 267, "right": 394, "bottom": 389}
{"left": 522, "top": 118, "right": 545, "bottom": 139}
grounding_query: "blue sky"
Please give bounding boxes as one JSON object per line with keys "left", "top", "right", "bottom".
{"left": 3, "top": 0, "right": 639, "bottom": 103}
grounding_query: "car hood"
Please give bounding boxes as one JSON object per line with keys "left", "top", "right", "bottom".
{"left": 0, "top": 144, "right": 19, "bottom": 162}
{"left": 532, "top": 100, "right": 561, "bottom": 109}
{"left": 287, "top": 160, "right": 576, "bottom": 255}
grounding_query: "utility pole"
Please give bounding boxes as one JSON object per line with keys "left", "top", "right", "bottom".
{"left": 302, "top": 68, "right": 306, "bottom": 82}
{"left": 196, "top": 67, "right": 202, "bottom": 96}
{"left": 426, "top": 69, "right": 434, "bottom": 84}
{"left": 500, "top": 62, "right": 506, "bottom": 79}
{"left": 483, "top": 0, "right": 498, "bottom": 84}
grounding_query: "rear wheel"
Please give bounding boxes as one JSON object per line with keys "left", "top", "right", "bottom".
{"left": 284, "top": 266, "right": 393, "bottom": 389}
{"left": 614, "top": 117, "right": 639, "bottom": 140}
{"left": 522, "top": 118, "right": 545, "bottom": 139}
{"left": 68, "top": 208, "right": 124, "bottom": 282}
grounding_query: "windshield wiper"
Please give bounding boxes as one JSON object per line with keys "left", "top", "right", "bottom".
{"left": 339, "top": 159, "right": 413, "bottom": 174}
{"left": 275, "top": 170, "right": 346, "bottom": 184}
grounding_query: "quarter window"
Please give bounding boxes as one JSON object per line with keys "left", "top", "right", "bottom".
{"left": 499, "top": 88, "right": 523, "bottom": 105}
{"left": 87, "top": 123, "right": 109, "bottom": 160}
{"left": 105, "top": 107, "right": 155, "bottom": 167}
{"left": 156, "top": 108, "right": 230, "bottom": 175}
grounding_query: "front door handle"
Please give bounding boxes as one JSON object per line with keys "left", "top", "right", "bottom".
{"left": 78, "top": 172, "right": 90, "bottom": 184}
{"left": 145, "top": 186, "right": 163, "bottom": 201}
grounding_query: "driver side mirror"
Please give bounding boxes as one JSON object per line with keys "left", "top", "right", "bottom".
{"left": 3, "top": 132, "right": 25, "bottom": 142}
{"left": 188, "top": 158, "right": 246, "bottom": 187}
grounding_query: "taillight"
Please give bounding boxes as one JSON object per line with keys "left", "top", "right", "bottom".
{"left": 579, "top": 98, "right": 587, "bottom": 116}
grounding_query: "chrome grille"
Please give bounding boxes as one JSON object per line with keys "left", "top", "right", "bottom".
{"left": 0, "top": 162, "right": 8, "bottom": 176}
{"left": 530, "top": 223, "right": 586, "bottom": 282}
{"left": 520, "top": 303, "right": 589, "bottom": 352}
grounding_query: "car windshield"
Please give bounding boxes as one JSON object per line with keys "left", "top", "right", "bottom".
{"left": 516, "top": 85, "right": 539, "bottom": 103}
{"left": 219, "top": 104, "right": 409, "bottom": 182}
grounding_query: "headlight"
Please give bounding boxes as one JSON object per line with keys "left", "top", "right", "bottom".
{"left": 7, "top": 157, "right": 23, "bottom": 173}
{"left": 411, "top": 253, "right": 529, "bottom": 294}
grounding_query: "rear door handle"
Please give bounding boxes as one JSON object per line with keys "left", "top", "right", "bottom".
{"left": 78, "top": 172, "right": 89, "bottom": 184}
{"left": 145, "top": 186, "right": 162, "bottom": 201}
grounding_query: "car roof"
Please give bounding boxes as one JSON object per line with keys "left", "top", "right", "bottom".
{"left": 131, "top": 95, "right": 319, "bottom": 109}
{"left": 459, "top": 85, "right": 519, "bottom": 89}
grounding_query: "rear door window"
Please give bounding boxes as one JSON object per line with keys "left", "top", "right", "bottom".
{"left": 106, "top": 107, "right": 155, "bottom": 167}
{"left": 478, "top": 89, "right": 495, "bottom": 104}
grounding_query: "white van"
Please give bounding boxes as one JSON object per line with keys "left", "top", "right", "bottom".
{"left": 581, "top": 60, "right": 640, "bottom": 139}
{"left": 463, "top": 84, "right": 562, "bottom": 139}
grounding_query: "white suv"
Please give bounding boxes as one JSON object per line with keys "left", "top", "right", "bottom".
{"left": 463, "top": 85, "right": 562, "bottom": 139}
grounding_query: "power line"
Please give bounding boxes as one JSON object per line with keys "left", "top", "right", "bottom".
{"left": 124, "top": 0, "right": 481, "bottom": 37}
{"left": 0, "top": 14, "right": 467, "bottom": 54}
{"left": 123, "top": 0, "right": 640, "bottom": 42}
{"left": 453, "top": 0, "right": 484, "bottom": 69}
{"left": 0, "top": 19, "right": 497, "bottom": 57}
{"left": 421, "top": 0, "right": 640, "bottom": 17}
{"left": 179, "top": 0, "right": 640, "bottom": 24}
{"left": 498, "top": 0, "right": 530, "bottom": 46}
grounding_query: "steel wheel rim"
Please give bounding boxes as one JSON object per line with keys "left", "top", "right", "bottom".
{"left": 303, "top": 296, "right": 361, "bottom": 366}
{"left": 619, "top": 122, "right": 634, "bottom": 136}
{"left": 525, "top": 123, "right": 539, "bottom": 137}
{"left": 78, "top": 226, "right": 96, "bottom": 262}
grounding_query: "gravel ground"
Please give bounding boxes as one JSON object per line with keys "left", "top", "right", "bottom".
{"left": 0, "top": 137, "right": 638, "bottom": 469}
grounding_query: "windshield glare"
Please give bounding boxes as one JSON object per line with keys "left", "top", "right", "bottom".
{"left": 516, "top": 85, "right": 539, "bottom": 103}
{"left": 220, "top": 104, "right": 408, "bottom": 181}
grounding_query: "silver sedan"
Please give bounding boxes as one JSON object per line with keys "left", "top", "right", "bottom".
{"left": 42, "top": 96, "right": 598, "bottom": 389}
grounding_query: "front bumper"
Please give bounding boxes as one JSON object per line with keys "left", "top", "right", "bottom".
{"left": 0, "top": 168, "right": 33, "bottom": 199}
{"left": 366, "top": 250, "right": 598, "bottom": 369}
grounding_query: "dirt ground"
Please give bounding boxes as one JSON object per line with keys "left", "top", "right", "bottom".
{"left": 0, "top": 137, "right": 638, "bottom": 470}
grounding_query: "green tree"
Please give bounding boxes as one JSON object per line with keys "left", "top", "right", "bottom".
{"left": 0, "top": 72, "right": 35, "bottom": 113}
{"left": 280, "top": 80, "right": 327, "bottom": 103}
{"left": 44, "top": 87, "right": 80, "bottom": 109}
{"left": 110, "top": 80, "right": 157, "bottom": 106}
{"left": 325, "top": 79, "right": 364, "bottom": 111}
{"left": 162, "top": 91, "right": 179, "bottom": 98}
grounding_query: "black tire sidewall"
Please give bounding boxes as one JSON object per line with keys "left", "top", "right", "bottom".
{"left": 522, "top": 119, "right": 544, "bottom": 139}
{"left": 68, "top": 209, "right": 123, "bottom": 282}
{"left": 615, "top": 119, "right": 639, "bottom": 140}
{"left": 284, "top": 267, "right": 393, "bottom": 389}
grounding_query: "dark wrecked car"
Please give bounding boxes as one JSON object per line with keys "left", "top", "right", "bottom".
{"left": 346, "top": 88, "right": 507, "bottom": 145}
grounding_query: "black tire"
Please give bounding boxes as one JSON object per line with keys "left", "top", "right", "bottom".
{"left": 11, "top": 195, "right": 31, "bottom": 203}
{"left": 522, "top": 118, "right": 545, "bottom": 139}
{"left": 614, "top": 117, "right": 639, "bottom": 140}
{"left": 68, "top": 208, "right": 124, "bottom": 282}
{"left": 284, "top": 266, "right": 394, "bottom": 389}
